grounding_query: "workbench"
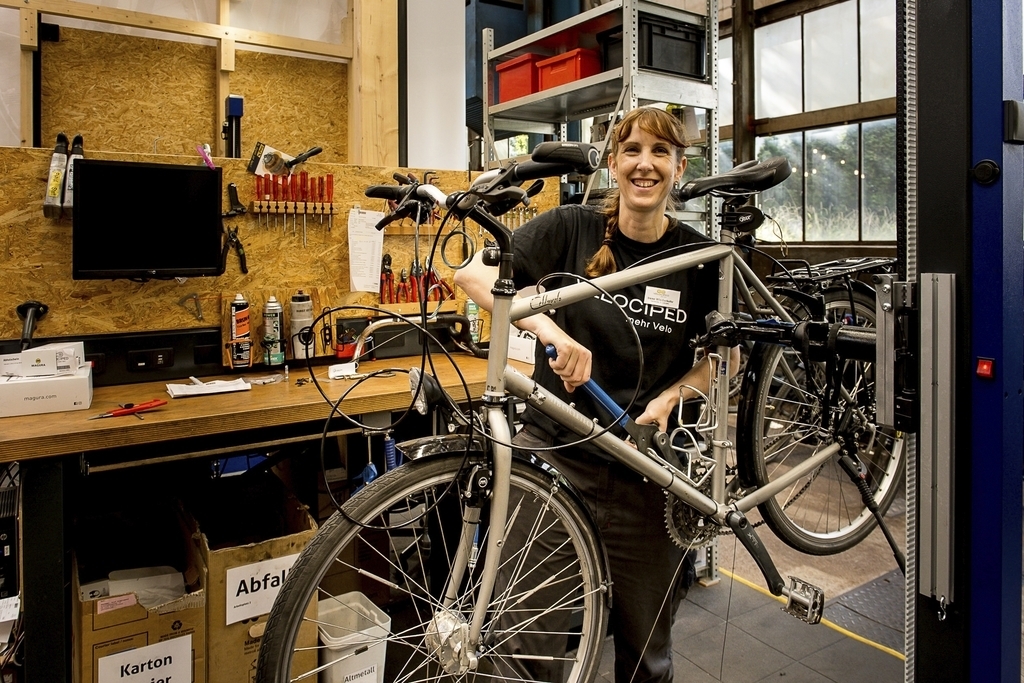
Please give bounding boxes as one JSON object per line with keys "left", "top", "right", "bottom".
{"left": 0, "top": 355, "right": 504, "bottom": 683}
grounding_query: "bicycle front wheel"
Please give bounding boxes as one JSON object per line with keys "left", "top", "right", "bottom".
{"left": 737, "top": 288, "right": 905, "bottom": 555}
{"left": 256, "top": 452, "right": 608, "bottom": 683}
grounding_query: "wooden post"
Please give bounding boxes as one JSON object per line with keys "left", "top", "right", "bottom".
{"left": 348, "top": 0, "right": 399, "bottom": 166}
{"left": 20, "top": 8, "right": 37, "bottom": 147}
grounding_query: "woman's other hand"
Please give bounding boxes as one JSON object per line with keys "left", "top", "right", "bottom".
{"left": 635, "top": 391, "right": 676, "bottom": 433}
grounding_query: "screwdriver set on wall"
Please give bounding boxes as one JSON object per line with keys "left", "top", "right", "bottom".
{"left": 251, "top": 173, "right": 335, "bottom": 246}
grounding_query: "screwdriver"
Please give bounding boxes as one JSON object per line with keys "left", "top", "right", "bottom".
{"left": 326, "top": 174, "right": 334, "bottom": 231}
{"left": 318, "top": 176, "right": 325, "bottom": 226}
{"left": 272, "top": 175, "right": 280, "bottom": 229}
{"left": 255, "top": 175, "right": 263, "bottom": 227}
{"left": 263, "top": 174, "right": 272, "bottom": 229}
{"left": 300, "top": 171, "right": 309, "bottom": 247}
{"left": 88, "top": 399, "right": 167, "bottom": 420}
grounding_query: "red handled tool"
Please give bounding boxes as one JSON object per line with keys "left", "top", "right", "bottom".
{"left": 254, "top": 175, "right": 263, "bottom": 227}
{"left": 396, "top": 268, "right": 410, "bottom": 303}
{"left": 318, "top": 176, "right": 326, "bottom": 225}
{"left": 326, "top": 174, "right": 334, "bottom": 231}
{"left": 380, "top": 254, "right": 395, "bottom": 304}
{"left": 88, "top": 399, "right": 167, "bottom": 420}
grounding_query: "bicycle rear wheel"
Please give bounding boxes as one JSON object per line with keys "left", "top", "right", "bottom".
{"left": 737, "top": 287, "right": 904, "bottom": 555}
{"left": 256, "top": 451, "right": 608, "bottom": 683}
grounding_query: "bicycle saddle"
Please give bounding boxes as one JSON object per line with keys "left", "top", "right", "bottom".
{"left": 676, "top": 156, "right": 792, "bottom": 202}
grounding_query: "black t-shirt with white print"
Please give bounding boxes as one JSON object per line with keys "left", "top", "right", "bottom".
{"left": 511, "top": 203, "right": 720, "bottom": 459}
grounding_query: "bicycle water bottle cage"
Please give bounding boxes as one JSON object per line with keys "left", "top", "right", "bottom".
{"left": 676, "top": 155, "right": 792, "bottom": 202}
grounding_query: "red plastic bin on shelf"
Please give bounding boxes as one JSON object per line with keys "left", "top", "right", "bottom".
{"left": 537, "top": 48, "right": 602, "bottom": 90}
{"left": 495, "top": 53, "right": 542, "bottom": 103}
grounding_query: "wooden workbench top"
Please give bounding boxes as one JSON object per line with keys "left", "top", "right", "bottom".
{"left": 0, "top": 356, "right": 514, "bottom": 463}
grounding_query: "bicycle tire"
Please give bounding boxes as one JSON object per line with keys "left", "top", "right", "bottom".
{"left": 256, "top": 451, "right": 608, "bottom": 683}
{"left": 737, "top": 287, "right": 905, "bottom": 555}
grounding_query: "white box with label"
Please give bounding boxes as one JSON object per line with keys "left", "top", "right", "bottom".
{"left": 0, "top": 364, "right": 92, "bottom": 418}
{"left": 0, "top": 341, "right": 85, "bottom": 377}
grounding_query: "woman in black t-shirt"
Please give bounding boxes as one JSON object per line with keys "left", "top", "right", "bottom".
{"left": 455, "top": 106, "right": 732, "bottom": 683}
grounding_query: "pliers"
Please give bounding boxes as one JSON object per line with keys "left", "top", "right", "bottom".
{"left": 426, "top": 265, "right": 455, "bottom": 301}
{"left": 396, "top": 268, "right": 410, "bottom": 303}
{"left": 221, "top": 225, "right": 248, "bottom": 274}
{"left": 380, "top": 254, "right": 394, "bottom": 304}
{"left": 409, "top": 261, "right": 424, "bottom": 303}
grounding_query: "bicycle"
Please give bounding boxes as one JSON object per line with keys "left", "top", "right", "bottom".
{"left": 255, "top": 144, "right": 904, "bottom": 683}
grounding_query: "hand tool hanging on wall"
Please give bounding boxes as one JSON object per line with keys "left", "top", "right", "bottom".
{"left": 300, "top": 171, "right": 309, "bottom": 244}
{"left": 223, "top": 183, "right": 247, "bottom": 218}
{"left": 326, "top": 174, "right": 334, "bottom": 231}
{"left": 221, "top": 226, "right": 248, "bottom": 274}
{"left": 254, "top": 175, "right": 264, "bottom": 227}
{"left": 289, "top": 173, "right": 299, "bottom": 234}
{"left": 262, "top": 146, "right": 323, "bottom": 175}
{"left": 379, "top": 254, "right": 395, "bottom": 304}
{"left": 318, "top": 176, "right": 325, "bottom": 226}
{"left": 396, "top": 268, "right": 410, "bottom": 303}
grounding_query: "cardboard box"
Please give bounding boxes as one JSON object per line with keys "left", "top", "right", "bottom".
{"left": 72, "top": 507, "right": 206, "bottom": 683}
{"left": 186, "top": 473, "right": 318, "bottom": 683}
{"left": 0, "top": 364, "right": 92, "bottom": 417}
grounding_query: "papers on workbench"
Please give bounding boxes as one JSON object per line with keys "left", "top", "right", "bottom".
{"left": 165, "top": 378, "right": 251, "bottom": 398}
{"left": 348, "top": 208, "right": 386, "bottom": 293}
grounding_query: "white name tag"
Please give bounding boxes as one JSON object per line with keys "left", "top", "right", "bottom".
{"left": 644, "top": 286, "right": 680, "bottom": 309}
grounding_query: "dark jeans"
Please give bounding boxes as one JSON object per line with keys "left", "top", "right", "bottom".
{"left": 501, "top": 426, "right": 695, "bottom": 683}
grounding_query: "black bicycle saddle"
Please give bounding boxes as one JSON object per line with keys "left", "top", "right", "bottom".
{"left": 676, "top": 156, "right": 792, "bottom": 202}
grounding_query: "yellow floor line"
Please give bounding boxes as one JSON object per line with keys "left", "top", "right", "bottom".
{"left": 717, "top": 567, "right": 906, "bottom": 661}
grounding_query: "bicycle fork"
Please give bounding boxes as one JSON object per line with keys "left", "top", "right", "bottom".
{"left": 427, "top": 404, "right": 513, "bottom": 675}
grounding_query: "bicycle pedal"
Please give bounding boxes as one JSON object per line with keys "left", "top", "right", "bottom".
{"left": 784, "top": 577, "right": 824, "bottom": 624}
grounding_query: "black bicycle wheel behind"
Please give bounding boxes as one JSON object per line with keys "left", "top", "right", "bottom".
{"left": 255, "top": 453, "right": 608, "bottom": 683}
{"left": 736, "top": 287, "right": 905, "bottom": 555}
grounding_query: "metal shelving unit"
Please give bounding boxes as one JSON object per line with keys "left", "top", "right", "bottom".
{"left": 481, "top": 0, "right": 719, "bottom": 228}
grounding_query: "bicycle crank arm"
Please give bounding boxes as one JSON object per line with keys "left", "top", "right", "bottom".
{"left": 725, "top": 511, "right": 825, "bottom": 624}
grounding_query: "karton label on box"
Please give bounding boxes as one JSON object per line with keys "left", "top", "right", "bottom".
{"left": 97, "top": 634, "right": 191, "bottom": 683}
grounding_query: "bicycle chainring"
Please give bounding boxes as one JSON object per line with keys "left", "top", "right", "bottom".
{"left": 665, "top": 483, "right": 718, "bottom": 549}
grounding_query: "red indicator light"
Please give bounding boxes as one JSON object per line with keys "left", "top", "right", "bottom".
{"left": 976, "top": 357, "right": 995, "bottom": 379}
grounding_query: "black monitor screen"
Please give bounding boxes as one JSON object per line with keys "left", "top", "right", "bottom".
{"left": 72, "top": 159, "right": 223, "bottom": 280}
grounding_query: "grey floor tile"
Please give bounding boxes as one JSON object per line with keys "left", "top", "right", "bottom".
{"left": 728, "top": 603, "right": 846, "bottom": 660}
{"left": 675, "top": 621, "right": 795, "bottom": 683}
{"left": 672, "top": 601, "right": 726, "bottom": 640}
{"left": 798, "top": 637, "right": 904, "bottom": 683}
{"left": 686, "top": 578, "right": 772, "bottom": 621}
{"left": 672, "top": 653, "right": 722, "bottom": 683}
{"left": 754, "top": 661, "right": 838, "bottom": 683}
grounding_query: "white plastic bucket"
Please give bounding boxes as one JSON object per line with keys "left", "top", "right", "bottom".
{"left": 318, "top": 592, "right": 391, "bottom": 683}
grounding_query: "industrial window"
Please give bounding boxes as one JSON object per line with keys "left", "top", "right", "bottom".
{"left": 720, "top": 0, "right": 897, "bottom": 243}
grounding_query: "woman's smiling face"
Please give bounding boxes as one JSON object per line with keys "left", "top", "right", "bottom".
{"left": 608, "top": 123, "right": 686, "bottom": 217}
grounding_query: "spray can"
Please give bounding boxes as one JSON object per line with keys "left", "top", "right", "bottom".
{"left": 262, "top": 295, "right": 285, "bottom": 367}
{"left": 465, "top": 300, "right": 481, "bottom": 344}
{"left": 289, "top": 290, "right": 314, "bottom": 359}
{"left": 61, "top": 134, "right": 84, "bottom": 218}
{"left": 43, "top": 132, "right": 69, "bottom": 219}
{"left": 229, "top": 293, "right": 251, "bottom": 369}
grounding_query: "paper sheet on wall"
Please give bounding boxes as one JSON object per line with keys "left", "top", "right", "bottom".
{"left": 348, "top": 209, "right": 386, "bottom": 293}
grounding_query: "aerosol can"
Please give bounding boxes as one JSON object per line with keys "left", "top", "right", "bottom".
{"left": 229, "top": 293, "right": 252, "bottom": 369}
{"left": 289, "top": 290, "right": 314, "bottom": 360}
{"left": 61, "top": 134, "right": 85, "bottom": 218}
{"left": 262, "top": 296, "right": 285, "bottom": 367}
{"left": 42, "top": 132, "right": 69, "bottom": 219}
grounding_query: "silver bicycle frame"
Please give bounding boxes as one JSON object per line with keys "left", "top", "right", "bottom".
{"left": 458, "top": 237, "right": 842, "bottom": 653}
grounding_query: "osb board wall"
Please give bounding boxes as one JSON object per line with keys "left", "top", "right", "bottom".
{"left": 40, "top": 26, "right": 348, "bottom": 163}
{"left": 0, "top": 146, "right": 559, "bottom": 363}
{"left": 232, "top": 50, "right": 348, "bottom": 165}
